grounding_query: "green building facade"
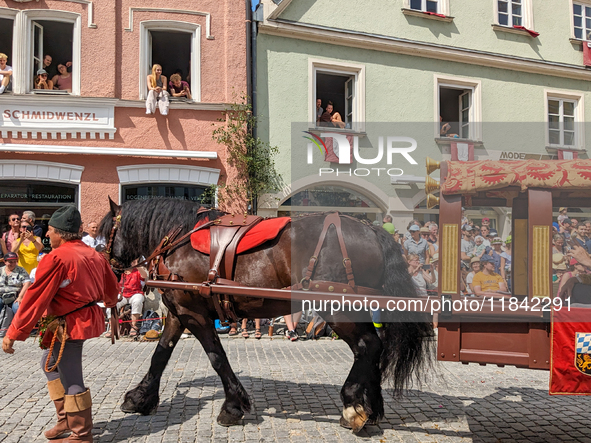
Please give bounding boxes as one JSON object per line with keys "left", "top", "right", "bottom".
{"left": 255, "top": 0, "right": 591, "bottom": 234}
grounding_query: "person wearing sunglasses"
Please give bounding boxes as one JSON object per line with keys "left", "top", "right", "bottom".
{"left": 2, "top": 213, "right": 21, "bottom": 253}
{"left": 34, "top": 68, "right": 54, "bottom": 90}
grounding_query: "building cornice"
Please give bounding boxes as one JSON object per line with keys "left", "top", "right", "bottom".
{"left": 0, "top": 143, "right": 218, "bottom": 159}
{"left": 259, "top": 19, "right": 591, "bottom": 81}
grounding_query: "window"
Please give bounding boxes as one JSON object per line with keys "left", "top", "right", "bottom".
{"left": 548, "top": 98, "right": 576, "bottom": 147}
{"left": 403, "top": 0, "right": 450, "bottom": 15}
{"left": 139, "top": 21, "right": 201, "bottom": 101}
{"left": 439, "top": 86, "right": 472, "bottom": 139}
{"left": 435, "top": 75, "right": 482, "bottom": 141}
{"left": 310, "top": 58, "right": 365, "bottom": 132}
{"left": 0, "top": 17, "right": 13, "bottom": 65}
{"left": 410, "top": 0, "right": 438, "bottom": 13}
{"left": 573, "top": 3, "right": 591, "bottom": 40}
{"left": 31, "top": 20, "right": 74, "bottom": 92}
{"left": 545, "top": 90, "right": 584, "bottom": 149}
{"left": 498, "top": 0, "right": 522, "bottom": 26}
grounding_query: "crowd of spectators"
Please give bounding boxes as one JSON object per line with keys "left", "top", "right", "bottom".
{"left": 0, "top": 210, "right": 110, "bottom": 337}
{"left": 381, "top": 210, "right": 512, "bottom": 297}
{"left": 380, "top": 206, "right": 591, "bottom": 298}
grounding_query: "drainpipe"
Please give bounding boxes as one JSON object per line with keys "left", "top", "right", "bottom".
{"left": 250, "top": 2, "right": 263, "bottom": 213}
{"left": 246, "top": 0, "right": 252, "bottom": 110}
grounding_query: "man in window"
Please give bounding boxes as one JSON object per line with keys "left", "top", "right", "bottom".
{"left": 472, "top": 254, "right": 508, "bottom": 296}
{"left": 0, "top": 53, "right": 12, "bottom": 94}
{"left": 316, "top": 98, "right": 323, "bottom": 123}
{"left": 168, "top": 73, "right": 192, "bottom": 100}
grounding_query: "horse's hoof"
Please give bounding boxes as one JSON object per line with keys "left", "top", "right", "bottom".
{"left": 217, "top": 409, "right": 243, "bottom": 427}
{"left": 342, "top": 406, "right": 370, "bottom": 433}
{"left": 120, "top": 401, "right": 138, "bottom": 414}
{"left": 339, "top": 416, "right": 376, "bottom": 430}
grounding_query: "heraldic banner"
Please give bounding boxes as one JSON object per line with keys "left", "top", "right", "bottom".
{"left": 550, "top": 307, "right": 591, "bottom": 395}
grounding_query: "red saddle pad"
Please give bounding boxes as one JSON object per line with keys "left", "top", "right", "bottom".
{"left": 190, "top": 217, "right": 291, "bottom": 255}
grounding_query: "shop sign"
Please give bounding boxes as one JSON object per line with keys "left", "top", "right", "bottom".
{"left": 0, "top": 99, "right": 115, "bottom": 139}
{"left": 499, "top": 151, "right": 555, "bottom": 161}
{"left": 0, "top": 181, "right": 76, "bottom": 204}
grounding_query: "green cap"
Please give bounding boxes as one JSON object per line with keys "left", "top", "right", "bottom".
{"left": 49, "top": 205, "right": 81, "bottom": 234}
{"left": 382, "top": 222, "right": 396, "bottom": 234}
{"left": 505, "top": 235, "right": 512, "bottom": 244}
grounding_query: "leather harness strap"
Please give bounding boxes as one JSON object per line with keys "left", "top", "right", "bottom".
{"left": 301, "top": 212, "right": 355, "bottom": 290}
{"left": 203, "top": 214, "right": 263, "bottom": 322}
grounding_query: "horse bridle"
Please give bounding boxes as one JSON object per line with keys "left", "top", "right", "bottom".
{"left": 103, "top": 210, "right": 125, "bottom": 271}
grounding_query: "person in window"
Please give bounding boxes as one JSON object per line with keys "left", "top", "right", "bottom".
{"left": 439, "top": 115, "right": 458, "bottom": 138}
{"left": 42, "top": 55, "right": 71, "bottom": 80}
{"left": 146, "top": 64, "right": 170, "bottom": 116}
{"left": 168, "top": 73, "right": 192, "bottom": 100}
{"left": 0, "top": 53, "right": 12, "bottom": 94}
{"left": 319, "top": 101, "right": 346, "bottom": 129}
{"left": 52, "top": 63, "right": 72, "bottom": 93}
{"left": 34, "top": 69, "right": 54, "bottom": 90}
{"left": 316, "top": 98, "right": 323, "bottom": 123}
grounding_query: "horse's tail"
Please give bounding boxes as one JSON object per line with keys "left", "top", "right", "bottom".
{"left": 373, "top": 227, "right": 434, "bottom": 396}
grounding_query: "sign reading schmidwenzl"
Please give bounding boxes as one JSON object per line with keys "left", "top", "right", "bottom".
{"left": 0, "top": 102, "right": 113, "bottom": 130}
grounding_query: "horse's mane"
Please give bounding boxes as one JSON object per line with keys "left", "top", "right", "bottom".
{"left": 98, "top": 199, "right": 225, "bottom": 264}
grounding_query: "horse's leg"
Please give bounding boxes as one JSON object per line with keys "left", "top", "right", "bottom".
{"left": 325, "top": 317, "right": 383, "bottom": 433}
{"left": 182, "top": 313, "right": 251, "bottom": 426}
{"left": 120, "top": 309, "right": 183, "bottom": 415}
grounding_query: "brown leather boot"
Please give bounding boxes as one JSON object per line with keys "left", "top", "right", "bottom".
{"left": 53, "top": 389, "right": 93, "bottom": 442}
{"left": 45, "top": 379, "right": 70, "bottom": 439}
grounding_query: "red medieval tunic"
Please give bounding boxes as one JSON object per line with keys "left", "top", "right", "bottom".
{"left": 7, "top": 240, "right": 119, "bottom": 344}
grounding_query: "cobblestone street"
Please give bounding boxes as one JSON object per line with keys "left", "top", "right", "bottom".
{"left": 1, "top": 335, "right": 590, "bottom": 443}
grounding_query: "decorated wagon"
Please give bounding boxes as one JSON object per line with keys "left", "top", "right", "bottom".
{"left": 425, "top": 158, "right": 591, "bottom": 394}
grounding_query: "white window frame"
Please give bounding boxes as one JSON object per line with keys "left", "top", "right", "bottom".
{"left": 571, "top": 0, "right": 591, "bottom": 40}
{"left": 403, "top": 0, "right": 450, "bottom": 15}
{"left": 434, "top": 74, "right": 482, "bottom": 142}
{"left": 493, "top": 0, "right": 534, "bottom": 29}
{"left": 139, "top": 20, "right": 201, "bottom": 102}
{"left": 544, "top": 89, "right": 584, "bottom": 150}
{"left": 309, "top": 58, "right": 365, "bottom": 133}
{"left": 20, "top": 10, "right": 82, "bottom": 95}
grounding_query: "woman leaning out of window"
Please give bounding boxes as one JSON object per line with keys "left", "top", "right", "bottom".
{"left": 146, "top": 64, "right": 170, "bottom": 116}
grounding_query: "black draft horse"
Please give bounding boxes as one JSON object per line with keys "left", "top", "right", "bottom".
{"left": 99, "top": 198, "right": 433, "bottom": 432}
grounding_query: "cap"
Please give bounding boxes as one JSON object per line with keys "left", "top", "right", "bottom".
{"left": 489, "top": 229, "right": 498, "bottom": 236}
{"left": 409, "top": 225, "right": 420, "bottom": 232}
{"left": 482, "top": 217, "right": 490, "bottom": 222}
{"left": 470, "top": 257, "right": 481, "bottom": 264}
{"left": 492, "top": 237, "right": 503, "bottom": 245}
{"left": 462, "top": 224, "right": 473, "bottom": 231}
{"left": 49, "top": 205, "right": 82, "bottom": 234}
{"left": 431, "top": 253, "right": 439, "bottom": 263}
{"left": 480, "top": 254, "right": 494, "bottom": 264}
{"left": 559, "top": 207, "right": 567, "bottom": 212}
{"left": 505, "top": 235, "right": 512, "bottom": 244}
{"left": 382, "top": 222, "right": 395, "bottom": 234}
{"left": 37, "top": 68, "right": 48, "bottom": 75}
{"left": 570, "top": 258, "right": 579, "bottom": 266}
{"left": 475, "top": 235, "right": 484, "bottom": 242}
{"left": 419, "top": 226, "right": 430, "bottom": 233}
{"left": 3, "top": 252, "right": 18, "bottom": 261}
{"left": 553, "top": 253, "right": 567, "bottom": 270}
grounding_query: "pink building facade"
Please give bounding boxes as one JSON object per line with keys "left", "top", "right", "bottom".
{"left": 0, "top": 0, "right": 246, "bottom": 231}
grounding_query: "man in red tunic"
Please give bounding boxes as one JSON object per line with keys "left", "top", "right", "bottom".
{"left": 2, "top": 205, "right": 119, "bottom": 443}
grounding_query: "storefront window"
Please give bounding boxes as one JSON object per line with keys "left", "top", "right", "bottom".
{"left": 278, "top": 185, "right": 382, "bottom": 221}
{"left": 122, "top": 184, "right": 212, "bottom": 204}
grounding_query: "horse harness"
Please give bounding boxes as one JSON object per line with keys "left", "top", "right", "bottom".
{"left": 111, "top": 210, "right": 382, "bottom": 324}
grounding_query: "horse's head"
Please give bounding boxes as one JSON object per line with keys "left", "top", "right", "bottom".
{"left": 98, "top": 197, "right": 131, "bottom": 274}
